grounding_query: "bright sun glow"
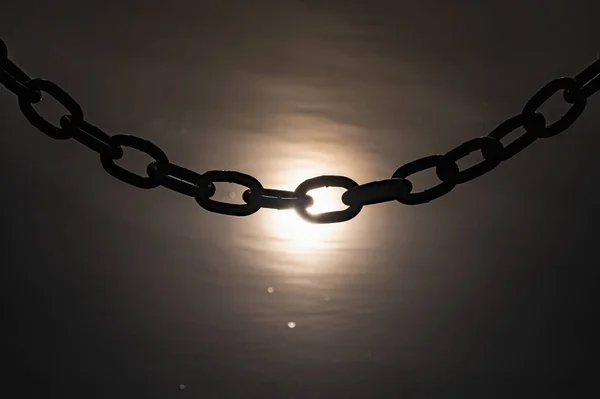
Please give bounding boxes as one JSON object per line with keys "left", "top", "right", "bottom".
{"left": 241, "top": 118, "right": 373, "bottom": 257}
{"left": 263, "top": 186, "right": 346, "bottom": 252}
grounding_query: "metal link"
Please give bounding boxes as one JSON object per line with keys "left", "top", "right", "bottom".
{"left": 522, "top": 77, "right": 587, "bottom": 138}
{"left": 147, "top": 162, "right": 215, "bottom": 199}
{"left": 195, "top": 170, "right": 263, "bottom": 216}
{"left": 60, "top": 116, "right": 123, "bottom": 159}
{"left": 575, "top": 58, "right": 600, "bottom": 85}
{"left": 1, "top": 38, "right": 600, "bottom": 224}
{"left": 581, "top": 76, "right": 600, "bottom": 99}
{"left": 100, "top": 134, "right": 169, "bottom": 189}
{"left": 0, "top": 62, "right": 42, "bottom": 103}
{"left": 487, "top": 114, "right": 540, "bottom": 161}
{"left": 2, "top": 59, "right": 35, "bottom": 92}
{"left": 436, "top": 136, "right": 503, "bottom": 185}
{"left": 392, "top": 155, "right": 456, "bottom": 205}
{"left": 0, "top": 39, "right": 6, "bottom": 68}
{"left": 342, "top": 178, "right": 412, "bottom": 207}
{"left": 242, "top": 188, "right": 314, "bottom": 210}
{"left": 0, "top": 40, "right": 41, "bottom": 102}
{"left": 294, "top": 175, "right": 362, "bottom": 224}
{"left": 18, "top": 79, "right": 83, "bottom": 140}
{"left": 566, "top": 58, "right": 600, "bottom": 101}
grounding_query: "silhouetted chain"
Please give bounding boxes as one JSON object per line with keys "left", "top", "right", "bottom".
{"left": 2, "top": 38, "right": 599, "bottom": 223}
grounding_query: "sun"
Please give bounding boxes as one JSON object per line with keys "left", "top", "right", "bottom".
{"left": 263, "top": 186, "right": 347, "bottom": 252}
{"left": 237, "top": 125, "right": 371, "bottom": 258}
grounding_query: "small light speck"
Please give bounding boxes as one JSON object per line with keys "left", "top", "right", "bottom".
{"left": 229, "top": 191, "right": 236, "bottom": 199}
{"left": 267, "top": 287, "right": 275, "bottom": 294}
{"left": 287, "top": 321, "right": 296, "bottom": 329}
{"left": 179, "top": 384, "right": 186, "bottom": 390}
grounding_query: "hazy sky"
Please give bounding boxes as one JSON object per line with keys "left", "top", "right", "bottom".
{"left": 2, "top": 1, "right": 599, "bottom": 397}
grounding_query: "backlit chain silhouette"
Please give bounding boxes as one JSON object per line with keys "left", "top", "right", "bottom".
{"left": 2, "top": 38, "right": 600, "bottom": 223}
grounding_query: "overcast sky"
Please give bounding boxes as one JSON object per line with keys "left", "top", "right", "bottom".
{"left": 2, "top": 1, "right": 599, "bottom": 397}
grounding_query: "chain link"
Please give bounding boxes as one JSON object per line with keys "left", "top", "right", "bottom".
{"left": 100, "top": 134, "right": 169, "bottom": 189}
{"left": 0, "top": 43, "right": 42, "bottom": 103}
{"left": 242, "top": 188, "right": 314, "bottom": 211}
{"left": 1, "top": 37, "right": 599, "bottom": 223}
{"left": 0, "top": 40, "right": 6, "bottom": 68}
{"left": 294, "top": 175, "right": 362, "bottom": 223}
{"left": 196, "top": 170, "right": 264, "bottom": 216}
{"left": 568, "top": 58, "right": 600, "bottom": 101}
{"left": 60, "top": 116, "right": 124, "bottom": 159}
{"left": 148, "top": 162, "right": 215, "bottom": 199}
{"left": 436, "top": 136, "right": 503, "bottom": 185}
{"left": 485, "top": 113, "right": 539, "bottom": 161}
{"left": 19, "top": 79, "right": 84, "bottom": 140}
{"left": 522, "top": 77, "right": 587, "bottom": 138}
{"left": 342, "top": 178, "right": 412, "bottom": 207}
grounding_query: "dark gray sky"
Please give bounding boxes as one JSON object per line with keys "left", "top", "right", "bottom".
{"left": 2, "top": 1, "right": 599, "bottom": 397}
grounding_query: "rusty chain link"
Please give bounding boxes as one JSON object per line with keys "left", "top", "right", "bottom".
{"left": 2, "top": 38, "right": 600, "bottom": 224}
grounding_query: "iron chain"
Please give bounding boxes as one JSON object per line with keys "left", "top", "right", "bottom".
{"left": 294, "top": 175, "right": 362, "bottom": 223}
{"left": 19, "top": 79, "right": 84, "bottom": 140}
{"left": 148, "top": 162, "right": 216, "bottom": 199}
{"left": 0, "top": 43, "right": 42, "bottom": 103}
{"left": 242, "top": 188, "right": 314, "bottom": 211}
{"left": 1, "top": 38, "right": 599, "bottom": 223}
{"left": 194, "top": 170, "right": 264, "bottom": 216}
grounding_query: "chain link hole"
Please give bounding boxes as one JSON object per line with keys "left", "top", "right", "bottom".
{"left": 114, "top": 146, "right": 158, "bottom": 176}
{"left": 534, "top": 90, "right": 575, "bottom": 128}
{"left": 496, "top": 124, "right": 531, "bottom": 148}
{"left": 406, "top": 165, "right": 443, "bottom": 192}
{"left": 455, "top": 148, "right": 486, "bottom": 170}
{"left": 303, "top": 187, "right": 347, "bottom": 214}
{"left": 212, "top": 182, "right": 249, "bottom": 204}
{"left": 31, "top": 93, "right": 73, "bottom": 130}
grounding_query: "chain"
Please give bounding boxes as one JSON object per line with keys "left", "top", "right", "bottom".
{"left": 2, "top": 38, "right": 600, "bottom": 224}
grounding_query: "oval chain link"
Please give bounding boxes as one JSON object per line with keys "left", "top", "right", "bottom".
{"left": 342, "top": 178, "right": 412, "bottom": 207}
{"left": 392, "top": 155, "right": 457, "bottom": 205}
{"left": 243, "top": 188, "right": 314, "bottom": 210}
{"left": 487, "top": 113, "right": 540, "bottom": 161}
{"left": 18, "top": 79, "right": 83, "bottom": 139}
{"left": 436, "top": 136, "right": 503, "bottom": 185}
{"left": 522, "top": 77, "right": 587, "bottom": 138}
{"left": 0, "top": 39, "right": 42, "bottom": 103}
{"left": 100, "top": 134, "right": 169, "bottom": 189}
{"left": 0, "top": 39, "right": 7, "bottom": 68}
{"left": 294, "top": 175, "right": 362, "bottom": 223}
{"left": 1, "top": 38, "right": 599, "bottom": 223}
{"left": 60, "top": 116, "right": 124, "bottom": 159}
{"left": 148, "top": 162, "right": 216, "bottom": 199}
{"left": 195, "top": 170, "right": 263, "bottom": 217}
{"left": 566, "top": 58, "right": 600, "bottom": 102}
